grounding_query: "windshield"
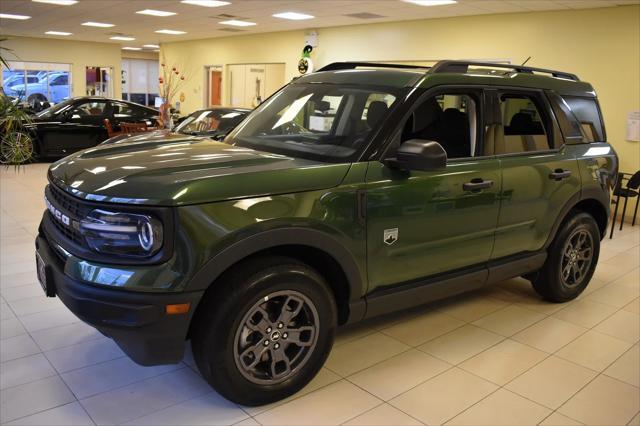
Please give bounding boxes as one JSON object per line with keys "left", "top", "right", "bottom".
{"left": 175, "top": 109, "right": 248, "bottom": 135}
{"left": 34, "top": 98, "right": 76, "bottom": 118}
{"left": 226, "top": 83, "right": 399, "bottom": 162}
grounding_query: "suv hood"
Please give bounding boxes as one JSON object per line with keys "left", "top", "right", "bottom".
{"left": 49, "top": 138, "right": 351, "bottom": 206}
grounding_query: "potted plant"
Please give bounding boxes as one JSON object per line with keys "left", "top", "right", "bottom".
{"left": 0, "top": 38, "right": 34, "bottom": 165}
{"left": 158, "top": 55, "right": 188, "bottom": 129}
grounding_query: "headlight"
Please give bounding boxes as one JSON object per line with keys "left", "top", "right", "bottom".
{"left": 80, "top": 209, "right": 163, "bottom": 257}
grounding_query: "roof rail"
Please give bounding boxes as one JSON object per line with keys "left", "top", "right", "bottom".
{"left": 317, "top": 62, "right": 431, "bottom": 72}
{"left": 429, "top": 60, "right": 579, "bottom": 81}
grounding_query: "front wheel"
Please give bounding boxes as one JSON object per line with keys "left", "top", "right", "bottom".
{"left": 192, "top": 256, "right": 337, "bottom": 406}
{"left": 531, "top": 211, "right": 600, "bottom": 302}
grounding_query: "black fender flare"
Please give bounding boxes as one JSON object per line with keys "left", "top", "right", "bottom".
{"left": 187, "top": 227, "right": 366, "bottom": 305}
{"left": 543, "top": 187, "right": 609, "bottom": 249}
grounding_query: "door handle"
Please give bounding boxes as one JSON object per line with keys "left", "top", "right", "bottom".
{"left": 549, "top": 169, "right": 572, "bottom": 181}
{"left": 463, "top": 179, "right": 494, "bottom": 192}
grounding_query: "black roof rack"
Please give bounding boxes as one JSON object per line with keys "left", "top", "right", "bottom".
{"left": 317, "top": 62, "right": 431, "bottom": 72}
{"left": 429, "top": 60, "right": 579, "bottom": 81}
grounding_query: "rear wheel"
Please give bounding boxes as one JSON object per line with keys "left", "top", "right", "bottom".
{"left": 0, "top": 131, "right": 34, "bottom": 164}
{"left": 192, "top": 256, "right": 337, "bottom": 406}
{"left": 531, "top": 211, "right": 600, "bottom": 302}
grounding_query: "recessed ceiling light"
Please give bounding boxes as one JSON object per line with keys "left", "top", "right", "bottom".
{"left": 122, "top": 47, "right": 142, "bottom": 51}
{"left": 32, "top": 0, "right": 78, "bottom": 5}
{"left": 0, "top": 13, "right": 31, "bottom": 20}
{"left": 82, "top": 22, "right": 114, "bottom": 28}
{"left": 136, "top": 9, "right": 176, "bottom": 17}
{"left": 402, "top": 0, "right": 457, "bottom": 5}
{"left": 155, "top": 29, "right": 187, "bottom": 35}
{"left": 219, "top": 19, "right": 256, "bottom": 27}
{"left": 143, "top": 44, "right": 160, "bottom": 49}
{"left": 273, "top": 12, "right": 314, "bottom": 20}
{"left": 110, "top": 36, "right": 135, "bottom": 41}
{"left": 45, "top": 31, "right": 72, "bottom": 36}
{"left": 181, "top": 0, "right": 230, "bottom": 7}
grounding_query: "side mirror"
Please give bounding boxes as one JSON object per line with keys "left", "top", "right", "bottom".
{"left": 385, "top": 139, "right": 447, "bottom": 172}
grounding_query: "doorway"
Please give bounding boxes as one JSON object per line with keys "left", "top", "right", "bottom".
{"left": 226, "top": 63, "right": 285, "bottom": 109}
{"left": 86, "top": 66, "right": 113, "bottom": 98}
{"left": 206, "top": 65, "right": 223, "bottom": 107}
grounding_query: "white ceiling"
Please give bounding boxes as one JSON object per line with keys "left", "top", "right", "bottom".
{"left": 1, "top": 0, "right": 638, "bottom": 49}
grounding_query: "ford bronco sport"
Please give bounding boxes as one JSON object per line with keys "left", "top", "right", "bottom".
{"left": 36, "top": 60, "right": 618, "bottom": 405}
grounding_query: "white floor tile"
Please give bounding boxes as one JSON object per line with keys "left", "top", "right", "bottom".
{"left": 254, "top": 380, "right": 380, "bottom": 425}
{"left": 1, "top": 353, "right": 57, "bottom": 390}
{"left": 0, "top": 375, "right": 75, "bottom": 423}
{"left": 7, "top": 401, "right": 94, "bottom": 426}
{"left": 29, "top": 321, "right": 102, "bottom": 352}
{"left": 45, "top": 337, "right": 124, "bottom": 373}
{"left": 124, "top": 392, "right": 248, "bottom": 425}
{"left": 1, "top": 317, "right": 26, "bottom": 339}
{"left": 61, "top": 356, "right": 182, "bottom": 399}
{"left": 80, "top": 367, "right": 212, "bottom": 425}
{"left": 0, "top": 333, "right": 41, "bottom": 363}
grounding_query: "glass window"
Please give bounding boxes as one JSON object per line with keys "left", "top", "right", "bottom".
{"left": 113, "top": 102, "right": 136, "bottom": 119}
{"left": 562, "top": 96, "right": 604, "bottom": 142}
{"left": 226, "top": 83, "right": 399, "bottom": 162}
{"left": 69, "top": 101, "right": 108, "bottom": 119}
{"left": 401, "top": 93, "right": 478, "bottom": 159}
{"left": 176, "top": 109, "right": 248, "bottom": 135}
{"left": 497, "top": 94, "right": 550, "bottom": 154}
{"left": 548, "top": 92, "right": 584, "bottom": 144}
{"left": 2, "top": 67, "right": 70, "bottom": 104}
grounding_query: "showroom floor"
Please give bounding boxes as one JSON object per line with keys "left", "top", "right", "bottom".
{"left": 1, "top": 163, "right": 638, "bottom": 426}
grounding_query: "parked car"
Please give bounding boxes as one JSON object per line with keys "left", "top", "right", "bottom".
{"left": 2, "top": 74, "right": 40, "bottom": 93}
{"left": 36, "top": 61, "right": 617, "bottom": 406}
{"left": 6, "top": 72, "right": 69, "bottom": 103}
{"left": 26, "top": 96, "right": 158, "bottom": 157}
{"left": 100, "top": 106, "right": 250, "bottom": 145}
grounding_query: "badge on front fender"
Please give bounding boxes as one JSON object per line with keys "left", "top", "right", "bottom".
{"left": 384, "top": 228, "right": 398, "bottom": 246}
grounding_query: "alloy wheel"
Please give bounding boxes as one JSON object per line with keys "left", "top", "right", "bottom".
{"left": 233, "top": 290, "right": 319, "bottom": 385}
{"left": 560, "top": 229, "right": 594, "bottom": 287}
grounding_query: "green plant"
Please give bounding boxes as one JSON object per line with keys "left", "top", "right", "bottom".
{"left": 0, "top": 37, "right": 34, "bottom": 165}
{"left": 0, "top": 95, "right": 34, "bottom": 165}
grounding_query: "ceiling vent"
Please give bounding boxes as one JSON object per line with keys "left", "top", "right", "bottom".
{"left": 218, "top": 27, "right": 245, "bottom": 32}
{"left": 212, "top": 13, "right": 241, "bottom": 19}
{"left": 344, "top": 12, "right": 386, "bottom": 19}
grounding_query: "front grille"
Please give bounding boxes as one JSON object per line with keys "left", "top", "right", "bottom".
{"left": 45, "top": 184, "right": 89, "bottom": 248}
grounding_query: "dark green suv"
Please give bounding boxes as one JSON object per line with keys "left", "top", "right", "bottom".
{"left": 36, "top": 61, "right": 617, "bottom": 405}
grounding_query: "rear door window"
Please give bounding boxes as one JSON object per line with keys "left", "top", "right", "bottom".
{"left": 497, "top": 94, "right": 551, "bottom": 154}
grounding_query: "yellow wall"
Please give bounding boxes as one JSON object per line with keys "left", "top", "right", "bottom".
{"left": 121, "top": 50, "right": 159, "bottom": 61}
{"left": 162, "top": 5, "right": 640, "bottom": 177}
{"left": 0, "top": 36, "right": 124, "bottom": 99}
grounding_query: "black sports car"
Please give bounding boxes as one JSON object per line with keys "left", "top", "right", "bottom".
{"left": 100, "top": 107, "right": 251, "bottom": 145}
{"left": 26, "top": 96, "right": 158, "bottom": 157}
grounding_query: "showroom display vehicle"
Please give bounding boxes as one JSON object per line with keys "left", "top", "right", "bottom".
{"left": 26, "top": 96, "right": 158, "bottom": 157}
{"left": 99, "top": 106, "right": 251, "bottom": 145}
{"left": 36, "top": 60, "right": 618, "bottom": 405}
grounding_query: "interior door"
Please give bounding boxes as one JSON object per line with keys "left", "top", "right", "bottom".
{"left": 365, "top": 89, "right": 501, "bottom": 293}
{"left": 228, "top": 64, "right": 246, "bottom": 107}
{"left": 209, "top": 69, "right": 222, "bottom": 106}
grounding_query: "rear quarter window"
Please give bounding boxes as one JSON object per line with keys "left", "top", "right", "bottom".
{"left": 562, "top": 96, "right": 605, "bottom": 142}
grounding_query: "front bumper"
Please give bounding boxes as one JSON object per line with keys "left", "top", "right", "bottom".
{"left": 35, "top": 234, "right": 204, "bottom": 365}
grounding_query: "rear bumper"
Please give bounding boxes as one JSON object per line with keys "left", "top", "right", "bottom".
{"left": 35, "top": 234, "right": 204, "bottom": 365}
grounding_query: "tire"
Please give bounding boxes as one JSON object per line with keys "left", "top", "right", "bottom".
{"left": 191, "top": 255, "right": 337, "bottom": 406}
{"left": 27, "top": 93, "right": 47, "bottom": 103}
{"left": 531, "top": 211, "right": 600, "bottom": 302}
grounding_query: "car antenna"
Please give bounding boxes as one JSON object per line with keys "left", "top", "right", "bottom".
{"left": 521, "top": 56, "right": 532, "bottom": 66}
